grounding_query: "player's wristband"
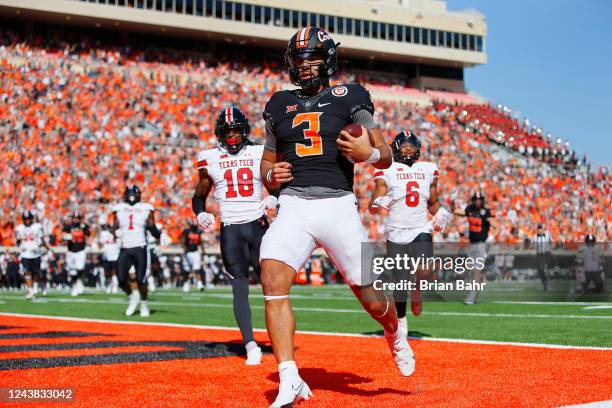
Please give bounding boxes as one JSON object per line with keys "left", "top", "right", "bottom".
{"left": 265, "top": 169, "right": 273, "bottom": 184}
{"left": 365, "top": 148, "right": 381, "bottom": 164}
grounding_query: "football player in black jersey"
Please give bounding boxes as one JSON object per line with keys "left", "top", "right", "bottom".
{"left": 259, "top": 27, "right": 413, "bottom": 407}
{"left": 452, "top": 192, "right": 499, "bottom": 304}
{"left": 181, "top": 220, "right": 205, "bottom": 292}
{"left": 62, "top": 212, "right": 90, "bottom": 297}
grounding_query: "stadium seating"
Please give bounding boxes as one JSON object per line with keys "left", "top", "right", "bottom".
{"left": 0, "top": 29, "right": 609, "bottom": 248}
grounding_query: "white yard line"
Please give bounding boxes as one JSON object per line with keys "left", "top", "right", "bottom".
{"left": 495, "top": 301, "right": 612, "bottom": 306}
{"left": 0, "top": 312, "right": 610, "bottom": 351}
{"left": 582, "top": 306, "right": 612, "bottom": 310}
{"left": 558, "top": 400, "right": 612, "bottom": 408}
{"left": 2, "top": 295, "right": 611, "bottom": 319}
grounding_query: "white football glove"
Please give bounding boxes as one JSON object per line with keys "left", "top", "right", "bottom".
{"left": 160, "top": 234, "right": 172, "bottom": 247}
{"left": 372, "top": 195, "right": 393, "bottom": 210}
{"left": 258, "top": 195, "right": 278, "bottom": 211}
{"left": 432, "top": 207, "right": 452, "bottom": 232}
{"left": 196, "top": 212, "right": 215, "bottom": 229}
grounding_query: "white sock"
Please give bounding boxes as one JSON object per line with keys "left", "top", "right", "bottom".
{"left": 245, "top": 341, "right": 259, "bottom": 353}
{"left": 278, "top": 361, "right": 299, "bottom": 382}
{"left": 140, "top": 300, "right": 147, "bottom": 306}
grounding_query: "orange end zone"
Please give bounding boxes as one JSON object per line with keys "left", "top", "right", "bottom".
{"left": 0, "top": 315, "right": 610, "bottom": 408}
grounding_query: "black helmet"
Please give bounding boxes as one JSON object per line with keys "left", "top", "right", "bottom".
{"left": 285, "top": 27, "right": 339, "bottom": 89}
{"left": 124, "top": 185, "right": 141, "bottom": 205}
{"left": 22, "top": 210, "right": 34, "bottom": 225}
{"left": 471, "top": 192, "right": 486, "bottom": 205}
{"left": 391, "top": 131, "right": 421, "bottom": 166}
{"left": 585, "top": 234, "right": 596, "bottom": 246}
{"left": 214, "top": 107, "right": 251, "bottom": 155}
{"left": 71, "top": 211, "right": 82, "bottom": 221}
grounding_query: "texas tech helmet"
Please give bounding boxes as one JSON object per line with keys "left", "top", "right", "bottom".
{"left": 285, "top": 27, "right": 339, "bottom": 88}
{"left": 214, "top": 107, "right": 251, "bottom": 155}
{"left": 124, "top": 185, "right": 141, "bottom": 205}
{"left": 22, "top": 210, "right": 34, "bottom": 225}
{"left": 391, "top": 131, "right": 421, "bottom": 166}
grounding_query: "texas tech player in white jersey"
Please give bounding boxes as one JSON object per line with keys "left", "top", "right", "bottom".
{"left": 370, "top": 132, "right": 452, "bottom": 335}
{"left": 192, "top": 107, "right": 275, "bottom": 367}
{"left": 112, "top": 185, "right": 161, "bottom": 318}
{"left": 15, "top": 211, "right": 48, "bottom": 300}
{"left": 15, "top": 221, "right": 45, "bottom": 259}
{"left": 373, "top": 160, "right": 439, "bottom": 240}
{"left": 196, "top": 143, "right": 265, "bottom": 224}
{"left": 112, "top": 202, "right": 155, "bottom": 248}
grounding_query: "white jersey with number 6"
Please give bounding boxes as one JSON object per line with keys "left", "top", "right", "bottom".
{"left": 373, "top": 161, "right": 439, "bottom": 229}
{"left": 112, "top": 202, "right": 154, "bottom": 248}
{"left": 196, "top": 144, "right": 264, "bottom": 224}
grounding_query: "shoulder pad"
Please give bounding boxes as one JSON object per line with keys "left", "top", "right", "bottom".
{"left": 334, "top": 83, "right": 375, "bottom": 115}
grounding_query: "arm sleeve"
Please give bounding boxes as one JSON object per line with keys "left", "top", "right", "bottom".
{"left": 196, "top": 151, "right": 209, "bottom": 170}
{"left": 373, "top": 169, "right": 386, "bottom": 180}
{"left": 264, "top": 118, "right": 277, "bottom": 152}
{"left": 351, "top": 109, "right": 376, "bottom": 130}
{"left": 432, "top": 163, "right": 440, "bottom": 179}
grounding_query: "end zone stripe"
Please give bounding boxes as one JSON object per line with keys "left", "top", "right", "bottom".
{"left": 1, "top": 313, "right": 610, "bottom": 351}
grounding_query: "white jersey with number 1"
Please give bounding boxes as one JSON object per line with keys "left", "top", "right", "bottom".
{"left": 374, "top": 160, "right": 439, "bottom": 232}
{"left": 112, "top": 202, "right": 154, "bottom": 249}
{"left": 196, "top": 144, "right": 264, "bottom": 224}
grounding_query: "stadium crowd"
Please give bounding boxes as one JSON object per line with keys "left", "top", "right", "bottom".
{"left": 0, "top": 27, "right": 609, "bottom": 255}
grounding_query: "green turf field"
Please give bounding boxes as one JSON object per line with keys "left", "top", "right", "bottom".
{"left": 1, "top": 283, "right": 610, "bottom": 347}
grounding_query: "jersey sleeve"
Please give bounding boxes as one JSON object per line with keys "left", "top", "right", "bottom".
{"left": 264, "top": 118, "right": 277, "bottom": 152}
{"left": 143, "top": 203, "right": 155, "bottom": 212}
{"left": 373, "top": 169, "right": 386, "bottom": 181}
{"left": 431, "top": 163, "right": 439, "bottom": 179}
{"left": 14, "top": 226, "right": 23, "bottom": 240}
{"left": 196, "top": 150, "right": 210, "bottom": 170}
{"left": 343, "top": 84, "right": 375, "bottom": 116}
{"left": 351, "top": 109, "right": 376, "bottom": 130}
{"left": 111, "top": 203, "right": 122, "bottom": 213}
{"left": 263, "top": 91, "right": 283, "bottom": 132}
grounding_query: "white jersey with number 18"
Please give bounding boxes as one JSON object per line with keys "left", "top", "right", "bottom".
{"left": 196, "top": 144, "right": 264, "bottom": 224}
{"left": 112, "top": 202, "right": 154, "bottom": 249}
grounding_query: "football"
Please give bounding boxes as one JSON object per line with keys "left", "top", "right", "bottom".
{"left": 339, "top": 124, "right": 375, "bottom": 163}
{"left": 341, "top": 123, "right": 367, "bottom": 138}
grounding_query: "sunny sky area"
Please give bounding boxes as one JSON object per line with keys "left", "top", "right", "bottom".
{"left": 446, "top": 0, "right": 611, "bottom": 166}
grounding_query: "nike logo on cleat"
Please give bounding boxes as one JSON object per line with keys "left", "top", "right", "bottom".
{"left": 318, "top": 102, "right": 331, "bottom": 107}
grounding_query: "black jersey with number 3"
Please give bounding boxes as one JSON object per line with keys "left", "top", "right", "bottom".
{"left": 264, "top": 83, "right": 374, "bottom": 193}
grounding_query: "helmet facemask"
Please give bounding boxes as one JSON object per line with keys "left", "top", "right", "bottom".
{"left": 286, "top": 49, "right": 329, "bottom": 89}
{"left": 215, "top": 108, "right": 251, "bottom": 155}
{"left": 392, "top": 132, "right": 421, "bottom": 167}
{"left": 218, "top": 125, "right": 248, "bottom": 155}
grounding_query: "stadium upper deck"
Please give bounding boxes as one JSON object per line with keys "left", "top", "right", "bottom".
{"left": 0, "top": 0, "right": 486, "bottom": 92}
